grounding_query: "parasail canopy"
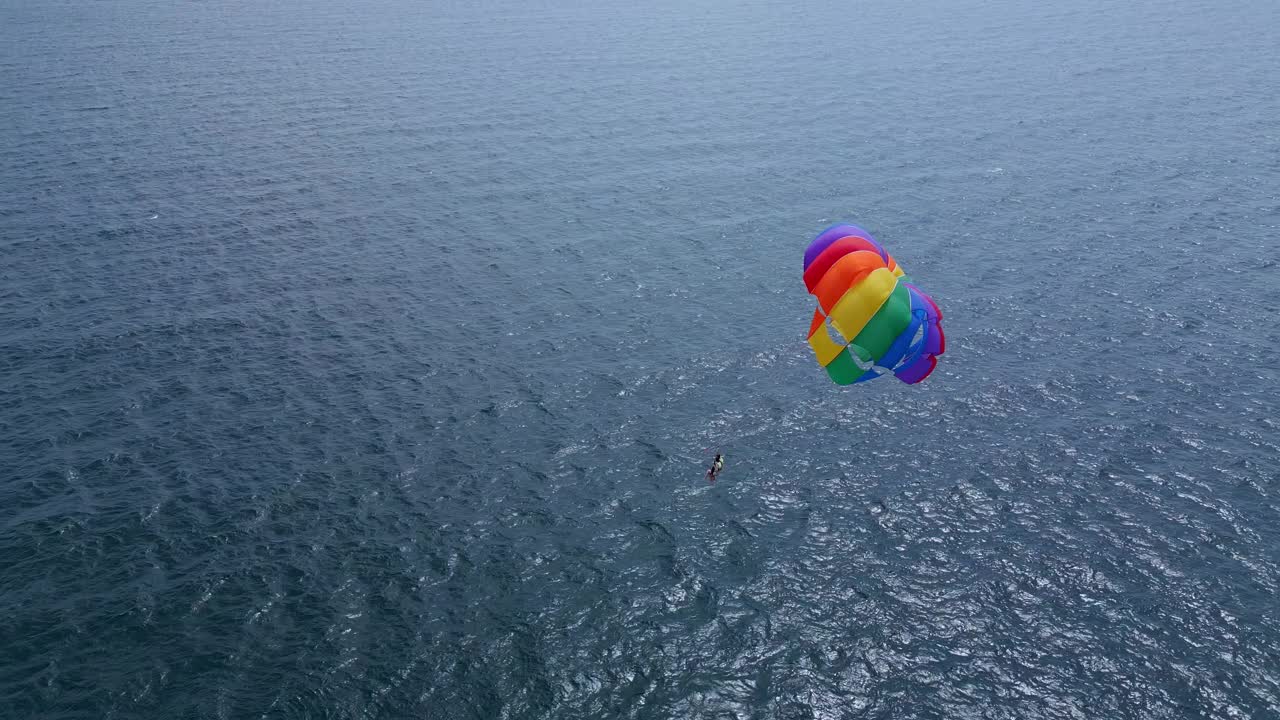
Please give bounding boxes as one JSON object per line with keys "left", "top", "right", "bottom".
{"left": 803, "top": 223, "right": 945, "bottom": 385}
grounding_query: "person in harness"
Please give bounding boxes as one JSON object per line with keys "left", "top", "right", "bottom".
{"left": 707, "top": 453, "right": 724, "bottom": 482}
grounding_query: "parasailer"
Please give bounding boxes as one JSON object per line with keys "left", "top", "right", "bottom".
{"left": 707, "top": 453, "right": 724, "bottom": 482}
{"left": 803, "top": 223, "right": 944, "bottom": 385}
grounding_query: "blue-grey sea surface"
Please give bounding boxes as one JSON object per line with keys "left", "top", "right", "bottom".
{"left": 2, "top": 0, "right": 1279, "bottom": 717}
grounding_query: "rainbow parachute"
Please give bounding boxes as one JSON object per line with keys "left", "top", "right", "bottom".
{"left": 803, "top": 223, "right": 945, "bottom": 385}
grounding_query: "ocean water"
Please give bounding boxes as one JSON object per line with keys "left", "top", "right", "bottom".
{"left": 2, "top": 0, "right": 1279, "bottom": 717}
